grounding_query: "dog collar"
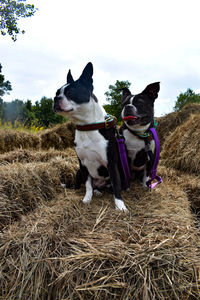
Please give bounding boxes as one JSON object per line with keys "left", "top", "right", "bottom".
{"left": 124, "top": 118, "right": 157, "bottom": 140}
{"left": 125, "top": 125, "right": 153, "bottom": 140}
{"left": 76, "top": 114, "right": 116, "bottom": 131}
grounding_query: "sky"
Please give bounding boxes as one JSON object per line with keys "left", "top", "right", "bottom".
{"left": 1, "top": 0, "right": 200, "bottom": 116}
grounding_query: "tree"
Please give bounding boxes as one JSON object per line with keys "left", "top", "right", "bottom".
{"left": 0, "top": 63, "right": 12, "bottom": 117}
{"left": 0, "top": 64, "right": 12, "bottom": 99}
{"left": 1, "top": 99, "right": 24, "bottom": 126}
{"left": 104, "top": 80, "right": 131, "bottom": 120}
{"left": 33, "top": 97, "right": 66, "bottom": 128}
{"left": 22, "top": 99, "right": 36, "bottom": 127}
{"left": 174, "top": 88, "right": 200, "bottom": 111}
{"left": 0, "top": 0, "right": 37, "bottom": 41}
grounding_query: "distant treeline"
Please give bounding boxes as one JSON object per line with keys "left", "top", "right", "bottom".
{"left": 0, "top": 97, "right": 66, "bottom": 128}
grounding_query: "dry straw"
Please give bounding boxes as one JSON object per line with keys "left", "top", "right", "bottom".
{"left": 0, "top": 168, "right": 199, "bottom": 299}
{"left": 0, "top": 121, "right": 76, "bottom": 153}
{"left": 0, "top": 129, "right": 40, "bottom": 153}
{"left": 156, "top": 103, "right": 200, "bottom": 149}
{"left": 159, "top": 165, "right": 200, "bottom": 218}
{"left": 161, "top": 113, "right": 200, "bottom": 175}
{"left": 0, "top": 152, "right": 78, "bottom": 228}
{"left": 0, "top": 148, "right": 76, "bottom": 164}
{"left": 0, "top": 112, "right": 200, "bottom": 299}
{"left": 39, "top": 121, "right": 75, "bottom": 150}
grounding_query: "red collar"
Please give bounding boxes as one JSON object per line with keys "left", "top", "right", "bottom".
{"left": 76, "top": 116, "right": 116, "bottom": 131}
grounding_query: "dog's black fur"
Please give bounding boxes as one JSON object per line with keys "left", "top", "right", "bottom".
{"left": 53, "top": 63, "right": 127, "bottom": 210}
{"left": 120, "top": 82, "right": 160, "bottom": 186}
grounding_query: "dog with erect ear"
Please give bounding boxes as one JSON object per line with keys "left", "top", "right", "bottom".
{"left": 119, "top": 82, "right": 160, "bottom": 187}
{"left": 53, "top": 62, "right": 128, "bottom": 211}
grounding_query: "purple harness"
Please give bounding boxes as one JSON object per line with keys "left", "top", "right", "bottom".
{"left": 146, "top": 127, "right": 162, "bottom": 188}
{"left": 117, "top": 127, "right": 162, "bottom": 189}
{"left": 117, "top": 138, "right": 131, "bottom": 189}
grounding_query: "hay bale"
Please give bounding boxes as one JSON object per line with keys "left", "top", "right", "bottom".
{"left": 0, "top": 129, "right": 40, "bottom": 153}
{"left": 183, "top": 177, "right": 200, "bottom": 218}
{"left": 39, "top": 121, "right": 75, "bottom": 150}
{"left": 0, "top": 178, "right": 199, "bottom": 299}
{"left": 0, "top": 155, "right": 78, "bottom": 227}
{"left": 0, "top": 148, "right": 77, "bottom": 164}
{"left": 161, "top": 114, "right": 200, "bottom": 175}
{"left": 159, "top": 165, "right": 200, "bottom": 219}
{"left": 156, "top": 103, "right": 200, "bottom": 149}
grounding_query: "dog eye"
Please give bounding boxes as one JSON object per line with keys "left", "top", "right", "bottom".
{"left": 139, "top": 101, "right": 146, "bottom": 108}
{"left": 67, "top": 92, "right": 73, "bottom": 98}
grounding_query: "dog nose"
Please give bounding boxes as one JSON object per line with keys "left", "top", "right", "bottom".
{"left": 53, "top": 96, "right": 62, "bottom": 112}
{"left": 54, "top": 96, "right": 62, "bottom": 102}
{"left": 124, "top": 104, "right": 137, "bottom": 116}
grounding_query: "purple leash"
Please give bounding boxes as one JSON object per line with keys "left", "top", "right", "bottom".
{"left": 146, "top": 127, "right": 162, "bottom": 188}
{"left": 117, "top": 127, "right": 162, "bottom": 190}
{"left": 117, "top": 138, "right": 131, "bottom": 190}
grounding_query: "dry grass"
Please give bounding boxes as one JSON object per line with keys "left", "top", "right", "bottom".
{"left": 0, "top": 129, "right": 40, "bottom": 153}
{"left": 0, "top": 121, "right": 76, "bottom": 153}
{"left": 159, "top": 165, "right": 200, "bottom": 219}
{"left": 161, "top": 114, "right": 200, "bottom": 175}
{"left": 0, "top": 174, "right": 199, "bottom": 299}
{"left": 0, "top": 111, "right": 200, "bottom": 299}
{"left": 0, "top": 148, "right": 76, "bottom": 164}
{"left": 156, "top": 103, "right": 200, "bottom": 149}
{"left": 0, "top": 153, "right": 78, "bottom": 228}
{"left": 39, "top": 121, "right": 75, "bottom": 150}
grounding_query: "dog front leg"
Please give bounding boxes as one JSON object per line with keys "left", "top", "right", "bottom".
{"left": 142, "top": 167, "right": 149, "bottom": 188}
{"left": 108, "top": 165, "right": 127, "bottom": 211}
{"left": 82, "top": 175, "right": 93, "bottom": 204}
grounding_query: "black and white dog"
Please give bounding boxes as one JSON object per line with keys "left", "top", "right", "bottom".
{"left": 53, "top": 62, "right": 127, "bottom": 211}
{"left": 120, "top": 82, "right": 160, "bottom": 187}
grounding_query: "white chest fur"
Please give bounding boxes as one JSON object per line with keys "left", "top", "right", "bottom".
{"left": 75, "top": 130, "right": 108, "bottom": 179}
{"left": 123, "top": 129, "right": 155, "bottom": 170}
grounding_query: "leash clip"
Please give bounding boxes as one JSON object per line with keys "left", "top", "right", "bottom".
{"left": 104, "top": 115, "right": 117, "bottom": 129}
{"left": 146, "top": 175, "right": 163, "bottom": 189}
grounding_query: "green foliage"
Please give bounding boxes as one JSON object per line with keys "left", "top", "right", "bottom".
{"left": 0, "top": 64, "right": 12, "bottom": 118}
{"left": 33, "top": 97, "right": 66, "bottom": 128}
{"left": 174, "top": 88, "right": 200, "bottom": 111}
{"left": 1, "top": 99, "right": 24, "bottom": 126}
{"left": 1, "top": 97, "right": 66, "bottom": 129}
{"left": 0, "top": 64, "right": 12, "bottom": 99}
{"left": 104, "top": 80, "right": 131, "bottom": 120}
{"left": 0, "top": 65, "right": 65, "bottom": 129}
{"left": 0, "top": 0, "right": 37, "bottom": 41}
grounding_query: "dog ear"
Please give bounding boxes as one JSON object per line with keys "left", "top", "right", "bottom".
{"left": 119, "top": 88, "right": 132, "bottom": 106}
{"left": 67, "top": 70, "right": 74, "bottom": 84}
{"left": 79, "top": 62, "right": 93, "bottom": 91}
{"left": 142, "top": 82, "right": 160, "bottom": 101}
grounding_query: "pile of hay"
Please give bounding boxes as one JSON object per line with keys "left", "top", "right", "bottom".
{"left": 39, "top": 122, "right": 75, "bottom": 150}
{"left": 0, "top": 129, "right": 40, "bottom": 153}
{"left": 0, "top": 148, "right": 76, "bottom": 164}
{"left": 0, "top": 171, "right": 199, "bottom": 299}
{"left": 0, "top": 110, "right": 199, "bottom": 299}
{"left": 156, "top": 103, "right": 200, "bottom": 148}
{"left": 161, "top": 114, "right": 200, "bottom": 175}
{"left": 0, "top": 153, "right": 78, "bottom": 228}
{"left": 159, "top": 165, "right": 200, "bottom": 218}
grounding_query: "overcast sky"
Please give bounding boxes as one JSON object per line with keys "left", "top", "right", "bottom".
{"left": 1, "top": 0, "right": 200, "bottom": 116}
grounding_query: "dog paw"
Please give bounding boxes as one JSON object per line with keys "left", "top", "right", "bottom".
{"left": 142, "top": 183, "right": 148, "bottom": 189}
{"left": 82, "top": 193, "right": 92, "bottom": 204}
{"left": 115, "top": 198, "right": 128, "bottom": 211}
{"left": 141, "top": 177, "right": 149, "bottom": 189}
{"left": 61, "top": 183, "right": 66, "bottom": 188}
{"left": 94, "top": 189, "right": 103, "bottom": 197}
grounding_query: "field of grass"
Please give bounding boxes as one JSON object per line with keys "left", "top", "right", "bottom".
{"left": 0, "top": 120, "right": 44, "bottom": 133}
{"left": 0, "top": 105, "right": 199, "bottom": 299}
